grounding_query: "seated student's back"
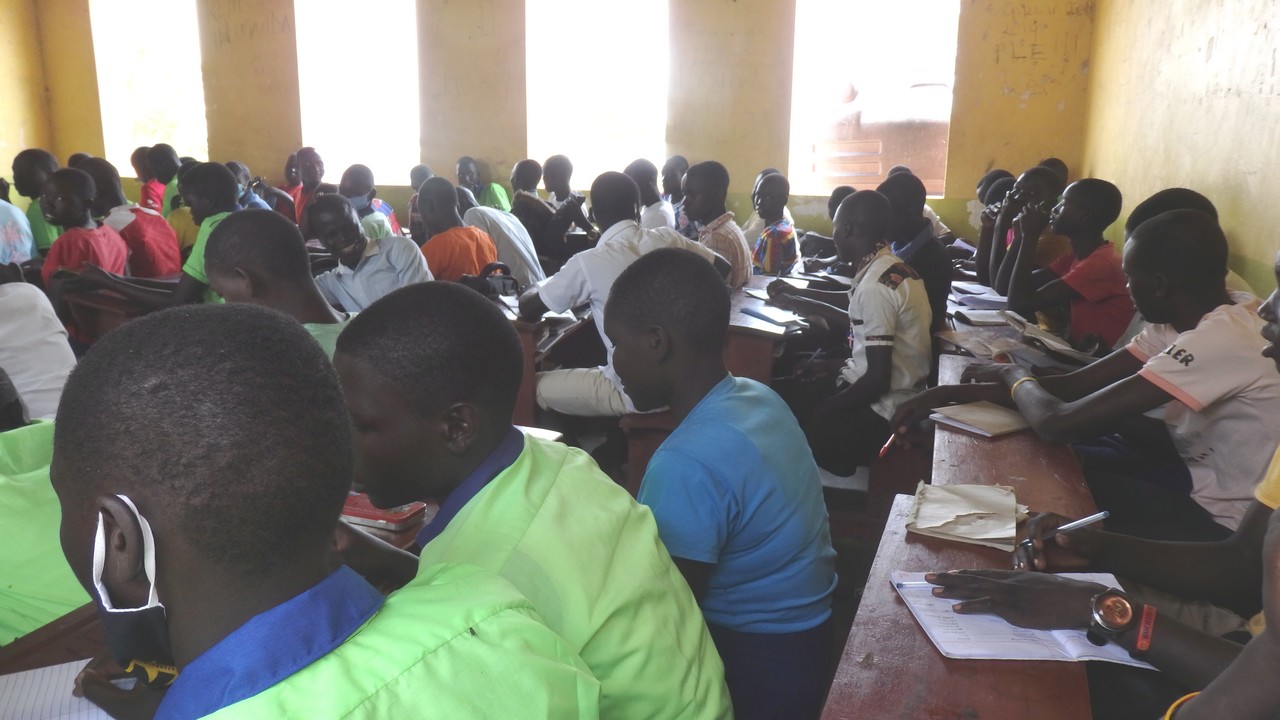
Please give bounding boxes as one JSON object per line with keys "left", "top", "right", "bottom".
{"left": 54, "top": 304, "right": 599, "bottom": 718}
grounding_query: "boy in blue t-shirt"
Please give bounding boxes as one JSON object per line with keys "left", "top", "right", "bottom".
{"left": 604, "top": 247, "right": 838, "bottom": 720}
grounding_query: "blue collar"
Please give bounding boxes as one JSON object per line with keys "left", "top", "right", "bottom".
{"left": 155, "top": 566, "right": 383, "bottom": 720}
{"left": 414, "top": 427, "right": 525, "bottom": 548}
{"left": 891, "top": 221, "right": 934, "bottom": 262}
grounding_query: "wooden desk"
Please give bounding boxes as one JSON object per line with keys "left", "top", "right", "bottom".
{"left": 64, "top": 291, "right": 146, "bottom": 344}
{"left": 731, "top": 276, "right": 795, "bottom": 384}
{"left": 823, "top": 355, "right": 1097, "bottom": 719}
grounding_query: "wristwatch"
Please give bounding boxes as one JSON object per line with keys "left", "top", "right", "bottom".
{"left": 1086, "top": 588, "right": 1136, "bottom": 646}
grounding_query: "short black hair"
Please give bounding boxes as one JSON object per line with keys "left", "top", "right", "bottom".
{"left": 663, "top": 155, "right": 689, "bottom": 174}
{"left": 544, "top": 154, "right": 573, "bottom": 176}
{"left": 180, "top": 162, "right": 239, "bottom": 207}
{"left": 590, "top": 171, "right": 640, "bottom": 227}
{"left": 1021, "top": 165, "right": 1066, "bottom": 197}
{"left": 984, "top": 177, "right": 1015, "bottom": 204}
{"left": 1067, "top": 179, "right": 1123, "bottom": 232}
{"left": 887, "top": 165, "right": 913, "bottom": 177}
{"left": 838, "top": 190, "right": 893, "bottom": 240}
{"left": 606, "top": 247, "right": 730, "bottom": 355}
{"left": 67, "top": 152, "right": 93, "bottom": 168}
{"left": 418, "top": 176, "right": 459, "bottom": 214}
{"left": 686, "top": 161, "right": 730, "bottom": 194}
{"left": 205, "top": 209, "right": 312, "bottom": 286}
{"left": 225, "top": 161, "right": 251, "bottom": 185}
{"left": 1038, "top": 157, "right": 1069, "bottom": 183}
{"left": 410, "top": 164, "right": 433, "bottom": 188}
{"left": 976, "top": 169, "right": 1013, "bottom": 196}
{"left": 512, "top": 159, "right": 542, "bottom": 188}
{"left": 335, "top": 282, "right": 523, "bottom": 419}
{"left": 50, "top": 168, "right": 96, "bottom": 203}
{"left": 828, "top": 185, "right": 856, "bottom": 218}
{"left": 14, "top": 148, "right": 59, "bottom": 175}
{"left": 876, "top": 172, "right": 926, "bottom": 215}
{"left": 623, "top": 158, "right": 659, "bottom": 188}
{"left": 1128, "top": 209, "right": 1228, "bottom": 298}
{"left": 1124, "top": 188, "right": 1218, "bottom": 235}
{"left": 52, "top": 304, "right": 352, "bottom": 577}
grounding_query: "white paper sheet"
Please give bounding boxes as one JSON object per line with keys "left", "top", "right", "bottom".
{"left": 0, "top": 659, "right": 112, "bottom": 720}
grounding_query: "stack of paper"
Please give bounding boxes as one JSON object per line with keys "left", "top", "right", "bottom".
{"left": 906, "top": 482, "right": 1028, "bottom": 551}
{"left": 892, "top": 571, "right": 1156, "bottom": 669}
{"left": 930, "top": 401, "right": 1030, "bottom": 438}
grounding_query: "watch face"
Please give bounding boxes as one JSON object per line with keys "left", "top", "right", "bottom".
{"left": 1098, "top": 594, "right": 1133, "bottom": 628}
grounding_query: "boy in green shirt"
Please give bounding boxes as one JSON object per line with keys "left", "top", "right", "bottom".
{"left": 332, "top": 281, "right": 733, "bottom": 719}
{"left": 60, "top": 303, "right": 599, "bottom": 719}
{"left": 11, "top": 148, "right": 61, "bottom": 251}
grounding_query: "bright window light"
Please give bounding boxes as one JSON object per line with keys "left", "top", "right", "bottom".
{"left": 89, "top": 0, "right": 209, "bottom": 176}
{"left": 295, "top": 0, "right": 421, "bottom": 186}
{"left": 526, "top": 0, "right": 669, "bottom": 187}
{"left": 788, "top": 0, "right": 960, "bottom": 197}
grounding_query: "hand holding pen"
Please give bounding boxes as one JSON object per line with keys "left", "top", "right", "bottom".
{"left": 1012, "top": 511, "right": 1109, "bottom": 571}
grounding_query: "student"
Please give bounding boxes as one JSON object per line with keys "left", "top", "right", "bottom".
{"left": 11, "top": 148, "right": 61, "bottom": 251}
{"left": 205, "top": 210, "right": 352, "bottom": 357}
{"left": 328, "top": 281, "right": 729, "bottom": 718}
{"left": 277, "top": 152, "right": 301, "bottom": 193}
{"left": 741, "top": 168, "right": 795, "bottom": 244}
{"left": 406, "top": 163, "right": 432, "bottom": 244}
{"left": 257, "top": 147, "right": 336, "bottom": 224}
{"left": 57, "top": 304, "right": 601, "bottom": 718}
{"left": 769, "top": 190, "right": 932, "bottom": 474}
{"left": 1038, "top": 155, "right": 1069, "bottom": 185}
{"left": 975, "top": 168, "right": 1014, "bottom": 210}
{"left": 798, "top": 184, "right": 855, "bottom": 260}
{"left": 623, "top": 158, "right": 676, "bottom": 230}
{"left": 39, "top": 169, "right": 128, "bottom": 288}
{"left": 416, "top": 177, "right": 498, "bottom": 282}
{"left": 0, "top": 190, "right": 35, "bottom": 264}
{"left": 307, "top": 194, "right": 433, "bottom": 312}
{"left": 225, "top": 161, "right": 271, "bottom": 210}
{"left": 146, "top": 144, "right": 182, "bottom": 219}
{"left": 518, "top": 172, "right": 727, "bottom": 417}
{"left": 1123, "top": 188, "right": 1253, "bottom": 295}
{"left": 130, "top": 145, "right": 164, "bottom": 213}
{"left": 165, "top": 160, "right": 202, "bottom": 254}
{"left": 338, "top": 164, "right": 396, "bottom": 240}
{"left": 462, "top": 202, "right": 546, "bottom": 288}
{"left": 894, "top": 210, "right": 1280, "bottom": 539}
{"left": 81, "top": 158, "right": 181, "bottom": 279}
{"left": 662, "top": 155, "right": 696, "bottom": 238}
{"left": 683, "top": 161, "right": 752, "bottom": 288}
{"left": 456, "top": 155, "right": 511, "bottom": 212}
{"left": 0, "top": 264, "right": 75, "bottom": 420}
{"left": 509, "top": 158, "right": 554, "bottom": 246}
{"left": 877, "top": 172, "right": 952, "bottom": 331}
{"left": 750, "top": 172, "right": 798, "bottom": 275}
{"left": 1003, "top": 178, "right": 1134, "bottom": 352}
{"left": 542, "top": 154, "right": 579, "bottom": 209}
{"left": 604, "top": 247, "right": 837, "bottom": 719}
{"left": 976, "top": 165, "right": 1070, "bottom": 289}
{"left": 69, "top": 162, "right": 240, "bottom": 307}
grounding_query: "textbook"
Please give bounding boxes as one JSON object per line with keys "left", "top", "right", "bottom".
{"left": 892, "top": 571, "right": 1157, "bottom": 670}
{"left": 929, "top": 401, "right": 1030, "bottom": 438}
{"left": 951, "top": 308, "right": 1006, "bottom": 326}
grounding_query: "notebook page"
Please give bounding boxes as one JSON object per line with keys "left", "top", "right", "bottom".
{"left": 0, "top": 659, "right": 111, "bottom": 719}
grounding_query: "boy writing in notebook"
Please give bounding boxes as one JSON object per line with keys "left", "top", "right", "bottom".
{"left": 330, "top": 281, "right": 732, "bottom": 719}
{"left": 1003, "top": 178, "right": 1134, "bottom": 352}
{"left": 604, "top": 247, "right": 836, "bottom": 720}
{"left": 11, "top": 148, "right": 61, "bottom": 252}
{"left": 59, "top": 304, "right": 600, "bottom": 719}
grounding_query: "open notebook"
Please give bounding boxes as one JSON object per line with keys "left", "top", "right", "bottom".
{"left": 0, "top": 659, "right": 115, "bottom": 719}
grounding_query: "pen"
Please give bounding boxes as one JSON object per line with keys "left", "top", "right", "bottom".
{"left": 894, "top": 581, "right": 936, "bottom": 589}
{"left": 1013, "top": 511, "right": 1109, "bottom": 569}
{"left": 878, "top": 433, "right": 898, "bottom": 459}
{"left": 1042, "top": 510, "right": 1109, "bottom": 540}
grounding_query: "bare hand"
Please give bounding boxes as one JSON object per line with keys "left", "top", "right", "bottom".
{"left": 74, "top": 654, "right": 166, "bottom": 720}
{"left": 766, "top": 278, "right": 796, "bottom": 300}
{"left": 802, "top": 257, "right": 828, "bottom": 273}
{"left": 1014, "top": 201, "right": 1052, "bottom": 242}
{"left": 927, "top": 569, "right": 1104, "bottom": 630}
{"left": 959, "top": 362, "right": 1008, "bottom": 384}
{"left": 1014, "top": 512, "right": 1104, "bottom": 571}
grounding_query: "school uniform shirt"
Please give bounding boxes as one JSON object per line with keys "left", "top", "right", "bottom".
{"left": 840, "top": 247, "right": 933, "bottom": 421}
{"left": 358, "top": 209, "right": 394, "bottom": 240}
{"left": 160, "top": 564, "right": 600, "bottom": 720}
{"left": 1047, "top": 242, "right": 1134, "bottom": 350}
{"left": 161, "top": 177, "right": 179, "bottom": 218}
{"left": 538, "top": 220, "right": 718, "bottom": 408}
{"left": 420, "top": 225, "right": 498, "bottom": 282}
{"left": 139, "top": 179, "right": 165, "bottom": 213}
{"left": 477, "top": 182, "right": 512, "bottom": 212}
{"left": 41, "top": 225, "right": 128, "bottom": 286}
{"left": 0, "top": 421, "right": 91, "bottom": 644}
{"left": 751, "top": 217, "right": 798, "bottom": 275}
{"left": 303, "top": 314, "right": 354, "bottom": 360}
{"left": 103, "top": 204, "right": 182, "bottom": 278}
{"left": 314, "top": 235, "right": 433, "bottom": 312}
{"left": 639, "top": 374, "right": 838, "bottom": 635}
{"left": 238, "top": 189, "right": 271, "bottom": 211}
{"left": 182, "top": 211, "right": 232, "bottom": 303}
{"left": 0, "top": 199, "right": 35, "bottom": 264}
{"left": 698, "top": 212, "right": 752, "bottom": 289}
{"left": 416, "top": 430, "right": 732, "bottom": 720}
{"left": 1127, "top": 302, "right": 1280, "bottom": 528}
{"left": 0, "top": 284, "right": 75, "bottom": 419}
{"left": 26, "top": 198, "right": 59, "bottom": 251}
{"left": 464, "top": 205, "right": 547, "bottom": 288}
{"left": 640, "top": 199, "right": 677, "bottom": 230}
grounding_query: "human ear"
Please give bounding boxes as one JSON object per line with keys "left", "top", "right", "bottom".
{"left": 647, "top": 325, "right": 674, "bottom": 363}
{"left": 95, "top": 495, "right": 151, "bottom": 609}
{"left": 441, "top": 403, "right": 481, "bottom": 454}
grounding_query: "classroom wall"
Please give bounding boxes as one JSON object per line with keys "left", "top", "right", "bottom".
{"left": 1081, "top": 0, "right": 1279, "bottom": 292}
{"left": 0, "top": 0, "right": 50, "bottom": 183}
{"left": 36, "top": 0, "right": 105, "bottom": 163}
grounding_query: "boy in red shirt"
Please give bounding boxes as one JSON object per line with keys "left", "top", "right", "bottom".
{"left": 40, "top": 168, "right": 127, "bottom": 287}
{"left": 1003, "top": 178, "right": 1134, "bottom": 352}
{"left": 81, "top": 158, "right": 181, "bottom": 278}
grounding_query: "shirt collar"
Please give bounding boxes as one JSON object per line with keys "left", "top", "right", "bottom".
{"left": 335, "top": 237, "right": 382, "bottom": 276}
{"left": 155, "top": 566, "right": 383, "bottom": 720}
{"left": 891, "top": 222, "right": 934, "bottom": 261}
{"left": 599, "top": 220, "right": 639, "bottom": 245}
{"left": 702, "top": 212, "right": 735, "bottom": 233}
{"left": 851, "top": 246, "right": 893, "bottom": 287}
{"left": 414, "top": 427, "right": 524, "bottom": 548}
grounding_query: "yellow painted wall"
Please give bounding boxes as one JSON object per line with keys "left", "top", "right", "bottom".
{"left": 0, "top": 0, "right": 50, "bottom": 183}
{"left": 36, "top": 0, "right": 105, "bottom": 163}
{"left": 1081, "top": 0, "right": 1279, "bottom": 292}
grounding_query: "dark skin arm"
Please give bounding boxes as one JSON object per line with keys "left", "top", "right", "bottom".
{"left": 252, "top": 183, "right": 296, "bottom": 217}
{"left": 987, "top": 197, "right": 1020, "bottom": 293}
{"left": 61, "top": 263, "right": 206, "bottom": 310}
{"left": 1004, "top": 207, "right": 1074, "bottom": 318}
{"left": 672, "top": 556, "right": 713, "bottom": 603}
{"left": 973, "top": 206, "right": 998, "bottom": 287}
{"left": 929, "top": 569, "right": 1247, "bottom": 690}
{"left": 517, "top": 286, "right": 549, "bottom": 321}
{"left": 812, "top": 346, "right": 892, "bottom": 416}
{"left": 997, "top": 362, "right": 1173, "bottom": 445}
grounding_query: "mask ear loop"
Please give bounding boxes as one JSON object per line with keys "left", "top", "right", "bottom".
{"left": 91, "top": 495, "right": 163, "bottom": 611}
